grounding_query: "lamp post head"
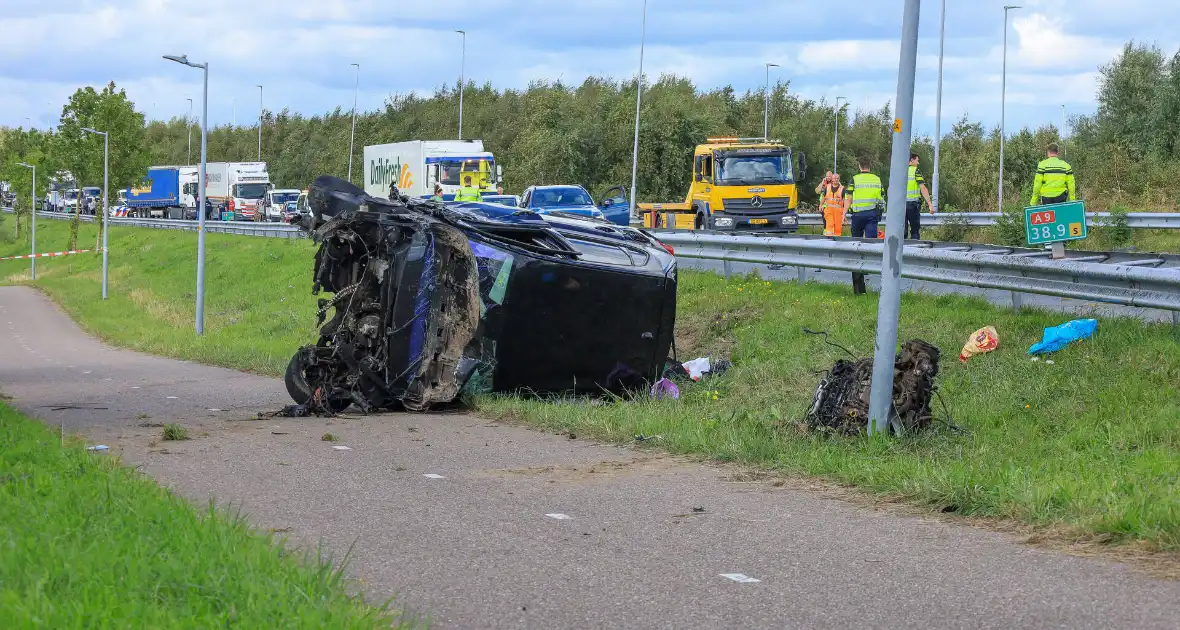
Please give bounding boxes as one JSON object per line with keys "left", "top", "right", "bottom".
{"left": 351, "top": 62, "right": 360, "bottom": 69}
{"left": 163, "top": 54, "right": 190, "bottom": 66}
{"left": 455, "top": 29, "right": 465, "bottom": 35}
{"left": 767, "top": 62, "right": 779, "bottom": 68}
{"left": 1004, "top": 5, "right": 1021, "bottom": 9}
{"left": 81, "top": 127, "right": 105, "bottom": 135}
{"left": 17, "top": 162, "right": 31, "bottom": 168}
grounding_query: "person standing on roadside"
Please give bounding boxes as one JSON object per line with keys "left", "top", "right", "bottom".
{"left": 816, "top": 172, "right": 846, "bottom": 236}
{"left": 844, "top": 157, "right": 884, "bottom": 294}
{"left": 1029, "top": 142, "right": 1076, "bottom": 205}
{"left": 429, "top": 183, "right": 445, "bottom": 202}
{"left": 455, "top": 176, "right": 481, "bottom": 202}
{"left": 905, "top": 152, "right": 934, "bottom": 239}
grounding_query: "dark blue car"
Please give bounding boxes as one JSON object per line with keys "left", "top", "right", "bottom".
{"left": 518, "top": 185, "right": 630, "bottom": 226}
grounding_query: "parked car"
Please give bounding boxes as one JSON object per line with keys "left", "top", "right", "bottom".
{"left": 285, "top": 176, "right": 677, "bottom": 413}
{"left": 518, "top": 184, "right": 630, "bottom": 226}
{"left": 478, "top": 194, "right": 520, "bottom": 207}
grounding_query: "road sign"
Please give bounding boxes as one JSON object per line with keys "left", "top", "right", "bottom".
{"left": 1025, "top": 200, "right": 1087, "bottom": 246}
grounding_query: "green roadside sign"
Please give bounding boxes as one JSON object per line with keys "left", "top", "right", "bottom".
{"left": 1025, "top": 200, "right": 1087, "bottom": 246}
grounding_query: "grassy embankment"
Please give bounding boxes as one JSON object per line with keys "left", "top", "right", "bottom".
{"left": 0, "top": 402, "right": 402, "bottom": 627}
{"left": 4, "top": 218, "right": 1180, "bottom": 556}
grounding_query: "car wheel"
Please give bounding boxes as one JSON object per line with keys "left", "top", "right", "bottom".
{"left": 285, "top": 348, "right": 351, "bottom": 412}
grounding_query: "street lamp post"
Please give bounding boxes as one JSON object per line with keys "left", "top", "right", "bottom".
{"left": 164, "top": 54, "right": 210, "bottom": 336}
{"left": 999, "top": 5, "right": 1020, "bottom": 212}
{"left": 933, "top": 0, "right": 946, "bottom": 212}
{"left": 628, "top": 0, "right": 648, "bottom": 221}
{"left": 16, "top": 162, "right": 35, "bottom": 280}
{"left": 834, "top": 96, "right": 847, "bottom": 171}
{"left": 1061, "top": 104, "right": 1067, "bottom": 156}
{"left": 764, "top": 62, "right": 779, "bottom": 139}
{"left": 186, "top": 97, "right": 193, "bottom": 164}
{"left": 455, "top": 30, "right": 466, "bottom": 140}
{"left": 348, "top": 63, "right": 360, "bottom": 182}
{"left": 81, "top": 127, "right": 109, "bottom": 300}
{"left": 257, "top": 84, "right": 263, "bottom": 161}
{"left": 867, "top": 0, "right": 922, "bottom": 435}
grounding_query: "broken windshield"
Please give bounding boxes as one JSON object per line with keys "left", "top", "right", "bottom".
{"left": 715, "top": 153, "right": 793, "bottom": 186}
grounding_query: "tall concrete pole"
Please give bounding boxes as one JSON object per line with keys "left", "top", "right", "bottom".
{"left": 456, "top": 30, "right": 466, "bottom": 140}
{"left": 348, "top": 63, "right": 360, "bottom": 182}
{"left": 257, "top": 84, "right": 263, "bottom": 161}
{"left": 999, "top": 6, "right": 1020, "bottom": 212}
{"left": 932, "top": 0, "right": 946, "bottom": 211}
{"left": 628, "top": 0, "right": 648, "bottom": 219}
{"left": 763, "top": 62, "right": 779, "bottom": 139}
{"left": 867, "top": 0, "right": 921, "bottom": 435}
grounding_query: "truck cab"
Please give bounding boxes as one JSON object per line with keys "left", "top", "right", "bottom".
{"left": 639, "top": 137, "right": 806, "bottom": 232}
{"left": 226, "top": 162, "right": 271, "bottom": 221}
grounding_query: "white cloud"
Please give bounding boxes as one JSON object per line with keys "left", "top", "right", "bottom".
{"left": 0, "top": 0, "right": 1174, "bottom": 139}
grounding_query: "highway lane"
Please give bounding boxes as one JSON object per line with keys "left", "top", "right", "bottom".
{"left": 3, "top": 284, "right": 1180, "bottom": 629}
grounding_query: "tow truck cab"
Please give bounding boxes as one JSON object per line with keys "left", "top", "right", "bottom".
{"left": 639, "top": 137, "right": 806, "bottom": 232}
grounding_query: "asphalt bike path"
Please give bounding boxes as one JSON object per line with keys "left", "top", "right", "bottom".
{"left": 2, "top": 285, "right": 1178, "bottom": 629}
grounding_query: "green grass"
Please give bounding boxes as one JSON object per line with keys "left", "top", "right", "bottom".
{"left": 5, "top": 219, "right": 1180, "bottom": 553}
{"left": 0, "top": 402, "right": 402, "bottom": 628}
{"left": 162, "top": 423, "right": 190, "bottom": 441}
{"left": 1, "top": 219, "right": 317, "bottom": 376}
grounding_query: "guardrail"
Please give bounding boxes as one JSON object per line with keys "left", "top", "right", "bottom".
{"left": 32, "top": 210, "right": 306, "bottom": 239}
{"left": 793, "top": 211, "right": 1180, "bottom": 229}
{"left": 22, "top": 208, "right": 1180, "bottom": 322}
{"left": 655, "top": 231, "right": 1180, "bottom": 320}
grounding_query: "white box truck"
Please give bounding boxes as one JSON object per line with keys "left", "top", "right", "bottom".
{"left": 226, "top": 162, "right": 271, "bottom": 221}
{"left": 363, "top": 140, "right": 501, "bottom": 200}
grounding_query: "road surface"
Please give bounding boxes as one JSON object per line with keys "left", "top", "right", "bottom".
{"left": 2, "top": 285, "right": 1179, "bottom": 629}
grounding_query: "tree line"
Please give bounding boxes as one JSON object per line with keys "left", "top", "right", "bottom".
{"left": 3, "top": 41, "right": 1179, "bottom": 246}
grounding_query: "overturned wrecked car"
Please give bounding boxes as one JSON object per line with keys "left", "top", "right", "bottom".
{"left": 285, "top": 176, "right": 678, "bottom": 413}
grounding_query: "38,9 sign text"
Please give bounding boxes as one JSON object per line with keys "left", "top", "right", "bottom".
{"left": 1035, "top": 223, "right": 1068, "bottom": 240}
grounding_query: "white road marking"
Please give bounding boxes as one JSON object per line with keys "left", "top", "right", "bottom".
{"left": 332, "top": 445, "right": 352, "bottom": 451}
{"left": 545, "top": 513, "right": 574, "bottom": 520}
{"left": 166, "top": 396, "right": 178, "bottom": 399}
{"left": 719, "top": 573, "right": 761, "bottom": 583}
{"left": 423, "top": 474, "right": 446, "bottom": 479}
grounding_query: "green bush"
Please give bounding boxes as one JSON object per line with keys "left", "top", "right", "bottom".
{"left": 1101, "top": 205, "right": 1134, "bottom": 249}
{"left": 993, "top": 202, "right": 1028, "bottom": 247}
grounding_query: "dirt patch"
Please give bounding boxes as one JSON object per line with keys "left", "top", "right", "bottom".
{"left": 675, "top": 304, "right": 763, "bottom": 358}
{"left": 481, "top": 455, "right": 687, "bottom": 483}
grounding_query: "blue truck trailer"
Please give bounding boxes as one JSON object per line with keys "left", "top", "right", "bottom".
{"left": 125, "top": 167, "right": 193, "bottom": 219}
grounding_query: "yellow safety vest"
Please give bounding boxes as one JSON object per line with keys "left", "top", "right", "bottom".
{"left": 907, "top": 165, "right": 923, "bottom": 202}
{"left": 1029, "top": 157, "right": 1076, "bottom": 204}
{"left": 455, "top": 186, "right": 481, "bottom": 202}
{"left": 848, "top": 172, "right": 884, "bottom": 213}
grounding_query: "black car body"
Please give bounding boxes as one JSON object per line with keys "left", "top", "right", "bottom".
{"left": 286, "top": 176, "right": 678, "bottom": 413}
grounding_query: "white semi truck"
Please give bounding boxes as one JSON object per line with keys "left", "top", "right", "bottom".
{"left": 225, "top": 162, "right": 271, "bottom": 221}
{"left": 363, "top": 140, "right": 501, "bottom": 200}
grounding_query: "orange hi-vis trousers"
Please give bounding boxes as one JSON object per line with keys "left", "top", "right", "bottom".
{"left": 822, "top": 188, "right": 845, "bottom": 236}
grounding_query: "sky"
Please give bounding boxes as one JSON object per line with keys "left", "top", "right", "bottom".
{"left": 1, "top": 0, "right": 1178, "bottom": 138}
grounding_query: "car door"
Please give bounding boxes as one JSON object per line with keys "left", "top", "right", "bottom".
{"left": 598, "top": 185, "right": 630, "bottom": 226}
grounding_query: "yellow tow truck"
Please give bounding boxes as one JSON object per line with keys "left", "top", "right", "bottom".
{"left": 639, "top": 137, "right": 807, "bottom": 231}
